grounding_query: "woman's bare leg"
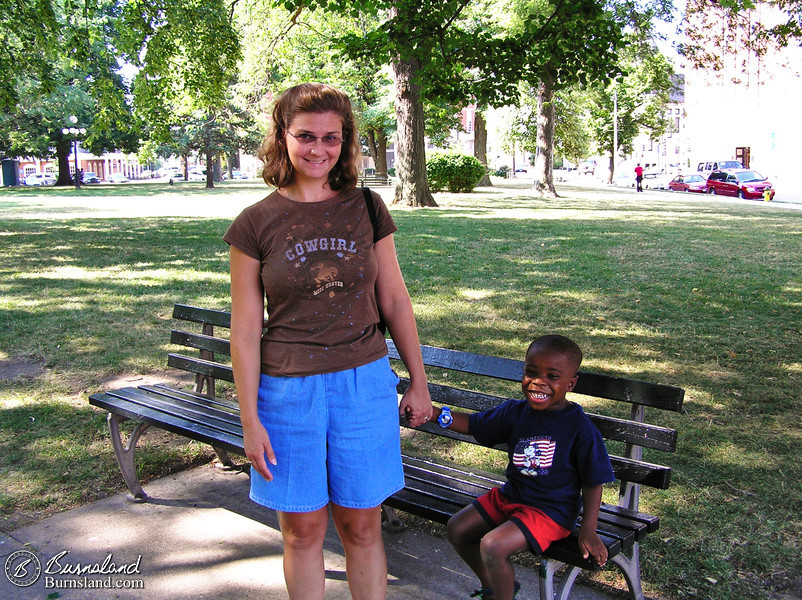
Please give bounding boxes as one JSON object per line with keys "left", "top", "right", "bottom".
{"left": 278, "top": 507, "right": 329, "bottom": 600}
{"left": 331, "top": 504, "right": 387, "bottom": 600}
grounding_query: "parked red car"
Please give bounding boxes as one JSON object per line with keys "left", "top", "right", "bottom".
{"left": 705, "top": 169, "right": 775, "bottom": 200}
{"left": 668, "top": 174, "right": 707, "bottom": 193}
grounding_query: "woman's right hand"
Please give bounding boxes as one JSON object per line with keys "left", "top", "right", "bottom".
{"left": 243, "top": 422, "right": 277, "bottom": 481}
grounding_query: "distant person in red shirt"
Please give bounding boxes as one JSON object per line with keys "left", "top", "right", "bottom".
{"left": 634, "top": 164, "right": 644, "bottom": 192}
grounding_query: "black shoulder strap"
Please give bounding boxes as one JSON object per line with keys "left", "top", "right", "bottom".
{"left": 362, "top": 187, "right": 380, "bottom": 244}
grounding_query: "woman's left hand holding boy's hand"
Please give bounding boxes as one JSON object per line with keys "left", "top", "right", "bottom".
{"left": 399, "top": 382, "right": 432, "bottom": 428}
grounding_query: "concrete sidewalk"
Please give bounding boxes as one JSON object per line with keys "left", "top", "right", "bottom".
{"left": 1, "top": 465, "right": 617, "bottom": 600}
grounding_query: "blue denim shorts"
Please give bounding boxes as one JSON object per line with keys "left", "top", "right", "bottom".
{"left": 249, "top": 356, "right": 404, "bottom": 512}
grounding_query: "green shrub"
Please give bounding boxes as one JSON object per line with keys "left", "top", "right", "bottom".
{"left": 426, "top": 151, "right": 486, "bottom": 193}
{"left": 494, "top": 165, "right": 510, "bottom": 177}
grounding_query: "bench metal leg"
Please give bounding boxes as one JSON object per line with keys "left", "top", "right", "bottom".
{"left": 539, "top": 559, "right": 581, "bottom": 600}
{"left": 611, "top": 543, "right": 644, "bottom": 600}
{"left": 539, "top": 548, "right": 644, "bottom": 600}
{"left": 211, "top": 446, "right": 237, "bottom": 470}
{"left": 107, "top": 414, "right": 150, "bottom": 503}
{"left": 380, "top": 505, "right": 405, "bottom": 532}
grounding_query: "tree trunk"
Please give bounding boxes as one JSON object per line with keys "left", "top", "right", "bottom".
{"left": 533, "top": 75, "right": 557, "bottom": 198}
{"left": 474, "top": 108, "right": 492, "bottom": 187}
{"left": 55, "top": 140, "right": 73, "bottom": 186}
{"left": 607, "top": 154, "right": 615, "bottom": 184}
{"left": 366, "top": 129, "right": 389, "bottom": 177}
{"left": 375, "top": 130, "right": 389, "bottom": 177}
{"left": 367, "top": 129, "right": 378, "bottom": 173}
{"left": 392, "top": 56, "right": 437, "bottom": 207}
{"left": 205, "top": 144, "right": 215, "bottom": 189}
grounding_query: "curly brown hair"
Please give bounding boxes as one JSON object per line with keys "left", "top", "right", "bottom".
{"left": 258, "top": 83, "right": 360, "bottom": 192}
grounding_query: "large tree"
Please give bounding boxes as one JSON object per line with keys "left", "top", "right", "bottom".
{"left": 490, "top": 0, "right": 623, "bottom": 196}
{"left": 0, "top": 0, "right": 58, "bottom": 110}
{"left": 270, "top": 0, "right": 521, "bottom": 206}
{"left": 0, "top": 1, "right": 138, "bottom": 185}
{"left": 118, "top": 0, "right": 241, "bottom": 152}
{"left": 234, "top": 2, "right": 400, "bottom": 181}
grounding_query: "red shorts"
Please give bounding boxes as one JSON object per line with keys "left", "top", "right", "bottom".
{"left": 474, "top": 487, "right": 571, "bottom": 554}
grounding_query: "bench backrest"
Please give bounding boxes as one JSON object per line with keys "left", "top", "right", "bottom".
{"left": 168, "top": 305, "right": 235, "bottom": 396}
{"left": 166, "top": 305, "right": 685, "bottom": 512}
{"left": 386, "top": 340, "right": 684, "bottom": 512}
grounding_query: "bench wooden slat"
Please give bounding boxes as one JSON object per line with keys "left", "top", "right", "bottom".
{"left": 173, "top": 304, "right": 232, "bottom": 328}
{"left": 167, "top": 353, "right": 235, "bottom": 383}
{"left": 574, "top": 371, "right": 684, "bottom": 412}
{"left": 400, "top": 379, "right": 514, "bottom": 413}
{"left": 592, "top": 515, "right": 648, "bottom": 545}
{"left": 104, "top": 387, "right": 243, "bottom": 436}
{"left": 170, "top": 330, "right": 232, "bottom": 356}
{"left": 386, "top": 484, "right": 629, "bottom": 572}
{"left": 402, "top": 426, "right": 670, "bottom": 489}
{"left": 89, "top": 391, "right": 244, "bottom": 454}
{"left": 402, "top": 453, "right": 506, "bottom": 487}
{"left": 146, "top": 384, "right": 239, "bottom": 414}
{"left": 139, "top": 385, "right": 241, "bottom": 423}
{"left": 587, "top": 412, "right": 678, "bottom": 452}
{"left": 402, "top": 462, "right": 501, "bottom": 500}
{"left": 583, "top": 516, "right": 642, "bottom": 547}
{"left": 410, "top": 343, "right": 524, "bottom": 381}
{"left": 596, "top": 503, "right": 660, "bottom": 534}
{"left": 383, "top": 488, "right": 460, "bottom": 524}
{"left": 609, "top": 455, "right": 672, "bottom": 489}
{"left": 400, "top": 453, "right": 655, "bottom": 541}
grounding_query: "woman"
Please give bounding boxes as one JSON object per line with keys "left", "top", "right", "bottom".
{"left": 224, "top": 82, "right": 432, "bottom": 600}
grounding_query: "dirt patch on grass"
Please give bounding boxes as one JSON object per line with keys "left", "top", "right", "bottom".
{"left": 0, "top": 358, "right": 46, "bottom": 380}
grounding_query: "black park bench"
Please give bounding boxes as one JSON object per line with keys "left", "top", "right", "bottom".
{"left": 88, "top": 304, "right": 685, "bottom": 600}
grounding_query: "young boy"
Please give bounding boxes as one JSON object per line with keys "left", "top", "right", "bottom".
{"left": 432, "top": 334, "right": 614, "bottom": 600}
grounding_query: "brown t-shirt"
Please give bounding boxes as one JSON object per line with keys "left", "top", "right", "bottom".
{"left": 223, "top": 188, "right": 398, "bottom": 377}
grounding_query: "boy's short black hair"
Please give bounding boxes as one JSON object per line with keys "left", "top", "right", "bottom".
{"left": 528, "top": 335, "right": 583, "bottom": 374}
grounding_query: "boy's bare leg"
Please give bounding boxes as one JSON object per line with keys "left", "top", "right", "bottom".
{"left": 478, "top": 520, "right": 529, "bottom": 600}
{"left": 447, "top": 505, "right": 494, "bottom": 588}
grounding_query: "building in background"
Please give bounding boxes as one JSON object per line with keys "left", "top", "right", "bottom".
{"left": 16, "top": 149, "right": 147, "bottom": 183}
{"left": 681, "top": 2, "right": 802, "bottom": 184}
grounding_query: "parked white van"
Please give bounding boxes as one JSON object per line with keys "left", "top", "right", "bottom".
{"left": 24, "top": 173, "right": 57, "bottom": 186}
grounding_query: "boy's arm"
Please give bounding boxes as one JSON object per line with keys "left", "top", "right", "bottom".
{"left": 577, "top": 484, "right": 608, "bottom": 567}
{"left": 426, "top": 406, "right": 471, "bottom": 435}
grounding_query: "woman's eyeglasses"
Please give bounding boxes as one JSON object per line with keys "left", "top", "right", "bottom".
{"left": 286, "top": 131, "right": 344, "bottom": 147}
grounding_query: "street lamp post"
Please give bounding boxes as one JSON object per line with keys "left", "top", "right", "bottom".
{"left": 61, "top": 116, "right": 86, "bottom": 189}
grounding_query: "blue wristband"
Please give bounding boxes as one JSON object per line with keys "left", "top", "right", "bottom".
{"left": 437, "top": 406, "right": 453, "bottom": 428}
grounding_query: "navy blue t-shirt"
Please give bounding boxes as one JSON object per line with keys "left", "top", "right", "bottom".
{"left": 469, "top": 400, "right": 615, "bottom": 531}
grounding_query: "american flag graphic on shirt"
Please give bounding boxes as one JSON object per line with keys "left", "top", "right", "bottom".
{"left": 512, "top": 438, "right": 556, "bottom": 476}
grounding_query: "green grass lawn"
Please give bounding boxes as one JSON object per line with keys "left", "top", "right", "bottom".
{"left": 1, "top": 179, "right": 799, "bottom": 599}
